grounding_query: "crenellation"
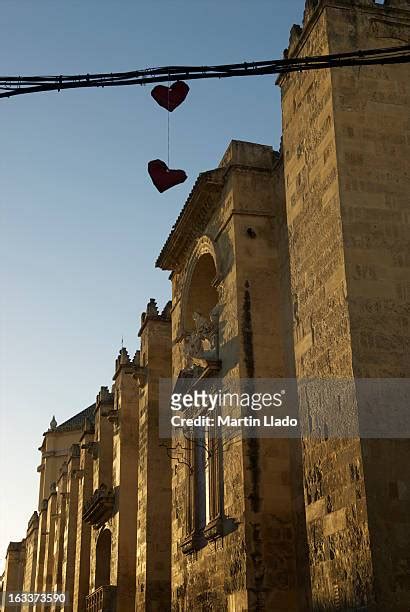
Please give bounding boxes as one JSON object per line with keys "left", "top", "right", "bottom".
{"left": 96, "top": 386, "right": 112, "bottom": 407}
{"left": 161, "top": 299, "right": 172, "bottom": 319}
{"left": 289, "top": 24, "right": 303, "bottom": 54}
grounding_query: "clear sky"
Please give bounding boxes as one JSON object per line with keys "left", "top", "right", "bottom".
{"left": 0, "top": 0, "right": 304, "bottom": 567}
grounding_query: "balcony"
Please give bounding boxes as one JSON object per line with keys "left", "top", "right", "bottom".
{"left": 83, "top": 484, "right": 115, "bottom": 528}
{"left": 86, "top": 586, "right": 116, "bottom": 612}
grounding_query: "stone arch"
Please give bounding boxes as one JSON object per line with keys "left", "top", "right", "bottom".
{"left": 181, "top": 236, "right": 220, "bottom": 334}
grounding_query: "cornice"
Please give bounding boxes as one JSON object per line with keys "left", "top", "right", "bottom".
{"left": 155, "top": 168, "right": 225, "bottom": 271}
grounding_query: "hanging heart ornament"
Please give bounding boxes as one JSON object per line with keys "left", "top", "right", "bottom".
{"left": 151, "top": 81, "right": 190, "bottom": 112}
{"left": 148, "top": 159, "right": 187, "bottom": 193}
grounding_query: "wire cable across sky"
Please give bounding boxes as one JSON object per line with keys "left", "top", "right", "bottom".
{"left": 0, "top": 44, "right": 409, "bottom": 100}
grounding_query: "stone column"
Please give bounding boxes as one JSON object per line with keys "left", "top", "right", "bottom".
{"left": 72, "top": 424, "right": 94, "bottom": 612}
{"left": 136, "top": 300, "right": 172, "bottom": 611}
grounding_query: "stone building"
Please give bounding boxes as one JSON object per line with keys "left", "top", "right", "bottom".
{"left": 1, "top": 1, "right": 409, "bottom": 611}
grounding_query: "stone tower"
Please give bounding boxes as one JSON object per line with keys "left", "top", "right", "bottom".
{"left": 278, "top": 0, "right": 410, "bottom": 610}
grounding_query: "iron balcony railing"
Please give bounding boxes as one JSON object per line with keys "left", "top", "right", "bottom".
{"left": 85, "top": 586, "right": 116, "bottom": 612}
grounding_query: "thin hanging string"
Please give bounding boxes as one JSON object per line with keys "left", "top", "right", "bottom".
{"left": 167, "top": 73, "right": 170, "bottom": 167}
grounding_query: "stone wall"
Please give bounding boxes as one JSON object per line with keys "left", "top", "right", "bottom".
{"left": 329, "top": 2, "right": 410, "bottom": 608}
{"left": 72, "top": 427, "right": 94, "bottom": 612}
{"left": 158, "top": 140, "right": 308, "bottom": 611}
{"left": 136, "top": 304, "right": 172, "bottom": 611}
{"left": 279, "top": 1, "right": 410, "bottom": 609}
{"left": 1, "top": 542, "right": 25, "bottom": 612}
{"left": 21, "top": 513, "right": 38, "bottom": 609}
{"left": 88, "top": 389, "right": 114, "bottom": 596}
{"left": 60, "top": 446, "right": 81, "bottom": 612}
{"left": 111, "top": 350, "right": 139, "bottom": 612}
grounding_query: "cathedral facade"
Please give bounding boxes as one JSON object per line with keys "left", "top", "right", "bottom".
{"left": 1, "top": 1, "right": 410, "bottom": 611}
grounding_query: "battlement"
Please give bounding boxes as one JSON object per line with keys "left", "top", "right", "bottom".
{"left": 116, "top": 347, "right": 131, "bottom": 368}
{"left": 6, "top": 541, "right": 24, "bottom": 554}
{"left": 95, "top": 385, "right": 113, "bottom": 408}
{"left": 303, "top": 0, "right": 410, "bottom": 24}
{"left": 138, "top": 298, "right": 172, "bottom": 336}
{"left": 285, "top": 0, "right": 410, "bottom": 58}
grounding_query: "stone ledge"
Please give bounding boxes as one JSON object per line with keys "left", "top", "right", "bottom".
{"left": 83, "top": 484, "right": 115, "bottom": 528}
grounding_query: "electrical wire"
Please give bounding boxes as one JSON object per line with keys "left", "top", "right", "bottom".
{"left": 0, "top": 45, "right": 409, "bottom": 100}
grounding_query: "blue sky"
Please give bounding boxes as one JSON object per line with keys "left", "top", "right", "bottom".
{"left": 0, "top": 0, "right": 304, "bottom": 566}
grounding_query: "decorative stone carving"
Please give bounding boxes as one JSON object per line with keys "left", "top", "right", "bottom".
{"left": 183, "top": 305, "right": 220, "bottom": 370}
{"left": 106, "top": 409, "right": 120, "bottom": 427}
{"left": 133, "top": 365, "right": 147, "bottom": 387}
{"left": 83, "top": 483, "right": 115, "bottom": 528}
{"left": 81, "top": 441, "right": 99, "bottom": 460}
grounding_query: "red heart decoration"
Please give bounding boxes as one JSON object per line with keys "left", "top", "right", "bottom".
{"left": 151, "top": 81, "right": 190, "bottom": 112}
{"left": 148, "top": 159, "right": 187, "bottom": 193}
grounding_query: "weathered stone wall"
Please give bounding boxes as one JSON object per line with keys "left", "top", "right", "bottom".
{"left": 279, "top": 1, "right": 410, "bottom": 610}
{"left": 33, "top": 500, "right": 48, "bottom": 610}
{"left": 160, "top": 140, "right": 308, "bottom": 611}
{"left": 232, "top": 155, "right": 311, "bottom": 612}
{"left": 1, "top": 542, "right": 25, "bottom": 612}
{"left": 37, "top": 429, "right": 82, "bottom": 512}
{"left": 168, "top": 147, "right": 247, "bottom": 612}
{"left": 327, "top": 2, "right": 410, "bottom": 608}
{"left": 21, "top": 513, "right": 39, "bottom": 609}
{"left": 49, "top": 468, "right": 68, "bottom": 612}
{"left": 92, "top": 390, "right": 114, "bottom": 493}
{"left": 111, "top": 350, "right": 139, "bottom": 612}
{"left": 89, "top": 390, "right": 114, "bottom": 595}
{"left": 136, "top": 308, "right": 172, "bottom": 611}
{"left": 72, "top": 428, "right": 94, "bottom": 612}
{"left": 275, "top": 145, "right": 313, "bottom": 612}
{"left": 39, "top": 488, "right": 57, "bottom": 612}
{"left": 60, "top": 446, "right": 81, "bottom": 612}
{"left": 280, "top": 4, "right": 374, "bottom": 608}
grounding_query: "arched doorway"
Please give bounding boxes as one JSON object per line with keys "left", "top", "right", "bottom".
{"left": 95, "top": 528, "right": 111, "bottom": 588}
